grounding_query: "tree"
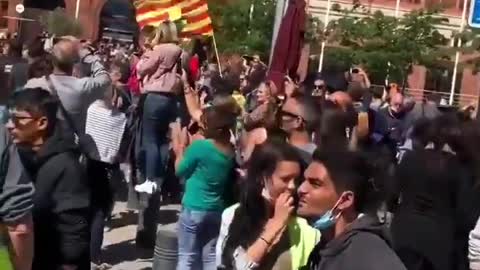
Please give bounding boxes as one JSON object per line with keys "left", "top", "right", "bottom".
{"left": 40, "top": 8, "right": 83, "bottom": 37}
{"left": 323, "top": 5, "right": 449, "bottom": 84}
{"left": 208, "top": 0, "right": 276, "bottom": 58}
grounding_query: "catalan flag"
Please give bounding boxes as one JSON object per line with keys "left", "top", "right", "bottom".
{"left": 134, "top": 0, "right": 214, "bottom": 36}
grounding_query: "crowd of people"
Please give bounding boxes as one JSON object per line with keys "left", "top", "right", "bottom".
{"left": 1, "top": 21, "right": 480, "bottom": 270}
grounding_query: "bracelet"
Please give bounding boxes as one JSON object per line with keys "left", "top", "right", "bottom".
{"left": 259, "top": 236, "right": 271, "bottom": 246}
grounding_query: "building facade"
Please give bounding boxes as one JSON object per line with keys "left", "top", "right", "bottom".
{"left": 308, "top": 0, "right": 479, "bottom": 106}
{"left": 2, "top": 0, "right": 136, "bottom": 41}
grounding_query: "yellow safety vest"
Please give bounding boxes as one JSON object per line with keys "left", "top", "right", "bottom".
{"left": 0, "top": 225, "right": 13, "bottom": 270}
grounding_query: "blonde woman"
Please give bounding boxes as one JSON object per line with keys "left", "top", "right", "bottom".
{"left": 135, "top": 22, "right": 184, "bottom": 194}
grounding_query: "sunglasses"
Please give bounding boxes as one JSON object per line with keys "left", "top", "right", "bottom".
{"left": 8, "top": 114, "right": 37, "bottom": 125}
{"left": 312, "top": 86, "right": 325, "bottom": 97}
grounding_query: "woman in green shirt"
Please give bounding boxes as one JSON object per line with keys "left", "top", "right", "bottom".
{"left": 174, "top": 102, "right": 240, "bottom": 270}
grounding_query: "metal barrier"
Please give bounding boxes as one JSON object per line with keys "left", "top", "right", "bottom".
{"left": 370, "top": 84, "right": 479, "bottom": 108}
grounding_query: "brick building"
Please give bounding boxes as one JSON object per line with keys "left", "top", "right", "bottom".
{"left": 2, "top": 0, "right": 137, "bottom": 41}
{"left": 309, "top": 0, "right": 480, "bottom": 106}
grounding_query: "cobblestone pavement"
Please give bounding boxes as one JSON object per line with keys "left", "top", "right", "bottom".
{"left": 102, "top": 202, "right": 181, "bottom": 270}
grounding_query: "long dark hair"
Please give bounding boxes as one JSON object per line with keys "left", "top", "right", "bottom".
{"left": 221, "top": 140, "right": 301, "bottom": 268}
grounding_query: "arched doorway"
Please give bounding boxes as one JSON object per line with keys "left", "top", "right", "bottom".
{"left": 99, "top": 0, "right": 138, "bottom": 43}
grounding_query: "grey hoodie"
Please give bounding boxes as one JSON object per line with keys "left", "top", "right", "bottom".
{"left": 0, "top": 124, "right": 34, "bottom": 268}
{"left": 0, "top": 125, "right": 33, "bottom": 223}
{"left": 307, "top": 215, "right": 406, "bottom": 270}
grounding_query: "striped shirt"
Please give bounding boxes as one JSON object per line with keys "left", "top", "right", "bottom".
{"left": 86, "top": 101, "right": 127, "bottom": 164}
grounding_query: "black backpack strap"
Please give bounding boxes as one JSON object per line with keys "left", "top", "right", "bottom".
{"left": 45, "top": 75, "right": 80, "bottom": 136}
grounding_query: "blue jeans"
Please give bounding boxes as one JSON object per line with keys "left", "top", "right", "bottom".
{"left": 177, "top": 208, "right": 222, "bottom": 270}
{"left": 140, "top": 93, "right": 176, "bottom": 182}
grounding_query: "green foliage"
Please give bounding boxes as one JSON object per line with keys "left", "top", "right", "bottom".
{"left": 305, "top": 15, "right": 324, "bottom": 43}
{"left": 451, "top": 27, "right": 480, "bottom": 72}
{"left": 324, "top": 6, "right": 449, "bottom": 84}
{"left": 208, "top": 0, "right": 276, "bottom": 57}
{"left": 40, "top": 8, "right": 83, "bottom": 37}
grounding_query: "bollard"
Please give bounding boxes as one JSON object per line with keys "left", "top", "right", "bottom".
{"left": 152, "top": 228, "right": 178, "bottom": 270}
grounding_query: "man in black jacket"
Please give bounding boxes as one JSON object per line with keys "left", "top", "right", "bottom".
{"left": 6, "top": 88, "right": 91, "bottom": 270}
{"left": 297, "top": 149, "right": 406, "bottom": 270}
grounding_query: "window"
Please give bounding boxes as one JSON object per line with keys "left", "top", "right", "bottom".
{"left": 1, "top": 1, "right": 7, "bottom": 11}
{"left": 0, "top": 1, "right": 8, "bottom": 29}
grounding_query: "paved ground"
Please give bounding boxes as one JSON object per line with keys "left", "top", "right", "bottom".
{"left": 102, "top": 202, "right": 181, "bottom": 270}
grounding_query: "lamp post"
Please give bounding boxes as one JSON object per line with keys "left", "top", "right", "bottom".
{"left": 75, "top": 0, "right": 80, "bottom": 19}
{"left": 449, "top": 0, "right": 469, "bottom": 106}
{"left": 317, "top": 0, "right": 332, "bottom": 72}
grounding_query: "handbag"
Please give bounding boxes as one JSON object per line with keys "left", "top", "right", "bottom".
{"left": 45, "top": 75, "right": 99, "bottom": 161}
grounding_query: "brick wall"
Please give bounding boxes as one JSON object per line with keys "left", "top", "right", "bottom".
{"left": 459, "top": 67, "right": 480, "bottom": 107}
{"left": 7, "top": 0, "right": 107, "bottom": 40}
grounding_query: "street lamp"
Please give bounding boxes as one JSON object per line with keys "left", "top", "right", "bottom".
{"left": 75, "top": 0, "right": 80, "bottom": 19}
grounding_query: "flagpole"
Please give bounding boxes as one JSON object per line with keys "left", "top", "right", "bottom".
{"left": 394, "top": 0, "right": 401, "bottom": 18}
{"left": 212, "top": 33, "right": 223, "bottom": 77}
{"left": 269, "top": 0, "right": 287, "bottom": 64}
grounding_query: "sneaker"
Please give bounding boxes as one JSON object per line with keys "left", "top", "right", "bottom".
{"left": 134, "top": 180, "right": 158, "bottom": 194}
{"left": 98, "top": 263, "right": 113, "bottom": 270}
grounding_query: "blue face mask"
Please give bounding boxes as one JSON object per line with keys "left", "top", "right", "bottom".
{"left": 312, "top": 197, "right": 343, "bottom": 231}
{"left": 313, "top": 210, "right": 337, "bottom": 230}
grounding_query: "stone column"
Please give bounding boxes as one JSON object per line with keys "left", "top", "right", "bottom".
{"left": 7, "top": 0, "right": 23, "bottom": 34}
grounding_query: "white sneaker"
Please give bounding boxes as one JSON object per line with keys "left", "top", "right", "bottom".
{"left": 134, "top": 180, "right": 158, "bottom": 194}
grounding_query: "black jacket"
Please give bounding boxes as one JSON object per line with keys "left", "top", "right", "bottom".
{"left": 20, "top": 127, "right": 91, "bottom": 270}
{"left": 0, "top": 55, "right": 27, "bottom": 104}
{"left": 391, "top": 149, "right": 466, "bottom": 270}
{"left": 307, "top": 215, "right": 406, "bottom": 270}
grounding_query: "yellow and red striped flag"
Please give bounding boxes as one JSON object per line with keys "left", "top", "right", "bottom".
{"left": 134, "top": 0, "right": 214, "bottom": 36}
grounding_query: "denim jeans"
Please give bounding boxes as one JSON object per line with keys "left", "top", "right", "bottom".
{"left": 90, "top": 208, "right": 107, "bottom": 262}
{"left": 141, "top": 93, "right": 176, "bottom": 183}
{"left": 177, "top": 208, "right": 222, "bottom": 270}
{"left": 87, "top": 160, "right": 115, "bottom": 262}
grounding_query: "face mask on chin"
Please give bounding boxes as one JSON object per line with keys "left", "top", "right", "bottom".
{"left": 261, "top": 187, "right": 273, "bottom": 201}
{"left": 312, "top": 193, "right": 349, "bottom": 231}
{"left": 313, "top": 204, "right": 341, "bottom": 230}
